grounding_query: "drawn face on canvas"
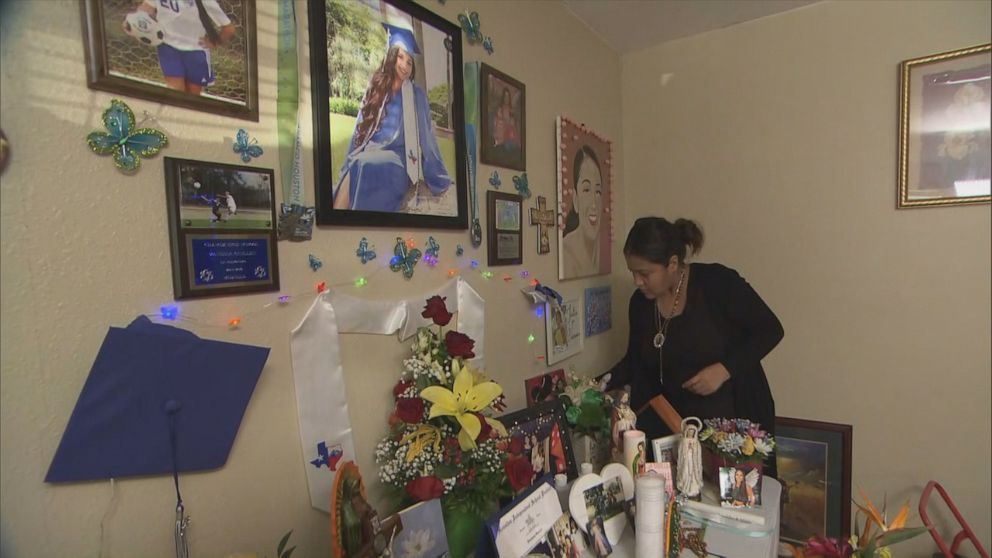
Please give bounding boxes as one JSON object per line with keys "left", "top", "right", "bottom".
{"left": 575, "top": 156, "right": 602, "bottom": 243}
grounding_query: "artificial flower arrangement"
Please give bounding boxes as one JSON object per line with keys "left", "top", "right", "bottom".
{"left": 558, "top": 370, "right": 610, "bottom": 439}
{"left": 787, "top": 489, "right": 928, "bottom": 558}
{"left": 374, "top": 296, "right": 511, "bottom": 517}
{"left": 698, "top": 418, "right": 775, "bottom": 464}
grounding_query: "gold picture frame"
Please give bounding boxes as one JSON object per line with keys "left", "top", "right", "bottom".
{"left": 897, "top": 43, "right": 991, "bottom": 208}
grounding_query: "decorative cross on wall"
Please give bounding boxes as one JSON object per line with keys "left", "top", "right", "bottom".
{"left": 529, "top": 196, "right": 555, "bottom": 255}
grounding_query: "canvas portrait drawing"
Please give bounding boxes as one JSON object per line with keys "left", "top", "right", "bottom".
{"left": 556, "top": 116, "right": 613, "bottom": 280}
{"left": 309, "top": 0, "right": 467, "bottom": 228}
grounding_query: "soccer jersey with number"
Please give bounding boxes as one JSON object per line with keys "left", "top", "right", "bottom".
{"left": 144, "top": 0, "right": 231, "bottom": 51}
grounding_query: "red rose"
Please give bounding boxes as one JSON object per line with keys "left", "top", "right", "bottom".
{"left": 406, "top": 475, "right": 445, "bottom": 501}
{"left": 444, "top": 331, "right": 476, "bottom": 359}
{"left": 476, "top": 414, "right": 492, "bottom": 441}
{"left": 505, "top": 455, "right": 535, "bottom": 492}
{"left": 395, "top": 397, "right": 425, "bottom": 423}
{"left": 422, "top": 296, "right": 453, "bottom": 326}
{"left": 508, "top": 435, "right": 525, "bottom": 455}
{"left": 393, "top": 380, "right": 413, "bottom": 399}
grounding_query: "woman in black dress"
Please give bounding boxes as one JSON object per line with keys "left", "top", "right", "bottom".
{"left": 600, "top": 217, "right": 784, "bottom": 477}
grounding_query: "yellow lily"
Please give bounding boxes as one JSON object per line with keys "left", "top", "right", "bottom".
{"left": 420, "top": 360, "right": 503, "bottom": 450}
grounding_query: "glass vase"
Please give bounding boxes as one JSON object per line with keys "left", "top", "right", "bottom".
{"left": 570, "top": 432, "right": 610, "bottom": 472}
{"left": 441, "top": 499, "right": 487, "bottom": 558}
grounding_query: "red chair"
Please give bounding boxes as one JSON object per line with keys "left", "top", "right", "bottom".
{"left": 918, "top": 481, "right": 989, "bottom": 558}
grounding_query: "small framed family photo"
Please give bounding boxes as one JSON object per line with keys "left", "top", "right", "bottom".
{"left": 487, "top": 191, "right": 523, "bottom": 265}
{"left": 897, "top": 43, "right": 990, "bottom": 208}
{"left": 651, "top": 433, "right": 680, "bottom": 469}
{"left": 480, "top": 63, "right": 526, "bottom": 171}
{"left": 163, "top": 157, "right": 278, "bottom": 299}
{"left": 524, "top": 368, "right": 566, "bottom": 408}
{"left": 308, "top": 0, "right": 468, "bottom": 229}
{"left": 500, "top": 399, "right": 577, "bottom": 481}
{"left": 80, "top": 0, "right": 259, "bottom": 120}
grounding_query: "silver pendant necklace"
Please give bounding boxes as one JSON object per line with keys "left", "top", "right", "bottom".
{"left": 653, "top": 269, "right": 686, "bottom": 381}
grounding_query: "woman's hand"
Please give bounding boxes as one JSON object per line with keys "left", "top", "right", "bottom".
{"left": 682, "top": 363, "right": 730, "bottom": 396}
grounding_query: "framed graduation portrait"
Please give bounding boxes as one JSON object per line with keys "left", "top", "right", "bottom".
{"left": 308, "top": 0, "right": 468, "bottom": 229}
{"left": 80, "top": 0, "right": 259, "bottom": 121}
{"left": 556, "top": 116, "right": 613, "bottom": 280}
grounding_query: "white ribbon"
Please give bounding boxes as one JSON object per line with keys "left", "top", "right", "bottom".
{"left": 289, "top": 277, "right": 485, "bottom": 512}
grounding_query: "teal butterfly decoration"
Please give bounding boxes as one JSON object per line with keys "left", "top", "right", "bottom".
{"left": 489, "top": 170, "right": 501, "bottom": 188}
{"left": 513, "top": 173, "right": 530, "bottom": 199}
{"left": 356, "top": 237, "right": 376, "bottom": 264}
{"left": 308, "top": 254, "right": 323, "bottom": 272}
{"left": 456, "top": 244, "right": 464, "bottom": 257}
{"left": 483, "top": 36, "right": 494, "bottom": 55}
{"left": 389, "top": 237, "right": 422, "bottom": 279}
{"left": 86, "top": 99, "right": 168, "bottom": 173}
{"left": 233, "top": 129, "right": 263, "bottom": 163}
{"left": 425, "top": 236, "right": 440, "bottom": 261}
{"left": 458, "top": 11, "right": 482, "bottom": 44}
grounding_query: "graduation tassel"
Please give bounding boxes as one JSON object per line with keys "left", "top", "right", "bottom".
{"left": 165, "top": 400, "right": 191, "bottom": 558}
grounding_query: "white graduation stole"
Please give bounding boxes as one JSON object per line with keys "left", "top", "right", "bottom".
{"left": 401, "top": 80, "right": 422, "bottom": 185}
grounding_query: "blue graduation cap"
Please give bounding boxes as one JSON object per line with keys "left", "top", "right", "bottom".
{"left": 383, "top": 23, "right": 420, "bottom": 55}
{"left": 45, "top": 315, "right": 269, "bottom": 483}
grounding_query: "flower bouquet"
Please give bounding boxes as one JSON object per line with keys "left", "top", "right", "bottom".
{"left": 786, "top": 489, "right": 928, "bottom": 558}
{"left": 557, "top": 370, "right": 611, "bottom": 468}
{"left": 698, "top": 418, "right": 775, "bottom": 465}
{"left": 374, "top": 296, "right": 511, "bottom": 557}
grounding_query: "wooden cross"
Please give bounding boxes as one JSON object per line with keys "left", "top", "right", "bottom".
{"left": 529, "top": 196, "right": 555, "bottom": 254}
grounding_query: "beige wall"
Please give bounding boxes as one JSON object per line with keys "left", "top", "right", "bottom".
{"left": 0, "top": 0, "right": 623, "bottom": 556}
{"left": 622, "top": 0, "right": 991, "bottom": 555}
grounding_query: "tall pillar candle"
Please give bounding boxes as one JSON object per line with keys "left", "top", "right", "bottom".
{"left": 635, "top": 473, "right": 666, "bottom": 557}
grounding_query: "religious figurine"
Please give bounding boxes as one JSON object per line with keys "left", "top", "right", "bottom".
{"left": 676, "top": 417, "right": 703, "bottom": 499}
{"left": 610, "top": 390, "right": 637, "bottom": 460}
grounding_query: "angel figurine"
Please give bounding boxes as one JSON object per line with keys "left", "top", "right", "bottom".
{"left": 676, "top": 417, "right": 703, "bottom": 498}
{"left": 610, "top": 391, "right": 637, "bottom": 460}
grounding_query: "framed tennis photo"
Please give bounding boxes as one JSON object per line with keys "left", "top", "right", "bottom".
{"left": 308, "top": 0, "right": 468, "bottom": 229}
{"left": 80, "top": 0, "right": 259, "bottom": 121}
{"left": 163, "top": 157, "right": 279, "bottom": 299}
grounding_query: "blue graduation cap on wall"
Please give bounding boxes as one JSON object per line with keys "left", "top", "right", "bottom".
{"left": 383, "top": 23, "right": 420, "bottom": 55}
{"left": 45, "top": 316, "right": 269, "bottom": 483}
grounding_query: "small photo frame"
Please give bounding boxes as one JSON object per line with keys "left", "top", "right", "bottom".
{"left": 547, "top": 512, "right": 586, "bottom": 558}
{"left": 500, "top": 399, "right": 577, "bottom": 481}
{"left": 524, "top": 368, "right": 566, "bottom": 407}
{"left": 643, "top": 462, "right": 674, "bottom": 500}
{"left": 651, "top": 433, "right": 680, "bottom": 469}
{"left": 480, "top": 63, "right": 526, "bottom": 171}
{"left": 719, "top": 464, "right": 763, "bottom": 508}
{"left": 80, "top": 0, "right": 259, "bottom": 121}
{"left": 164, "top": 157, "right": 279, "bottom": 299}
{"left": 897, "top": 43, "right": 991, "bottom": 208}
{"left": 776, "top": 417, "right": 853, "bottom": 545}
{"left": 545, "top": 298, "right": 583, "bottom": 365}
{"left": 487, "top": 191, "right": 523, "bottom": 265}
{"left": 586, "top": 515, "right": 613, "bottom": 557}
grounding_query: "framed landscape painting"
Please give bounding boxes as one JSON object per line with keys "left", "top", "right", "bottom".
{"left": 308, "top": 0, "right": 467, "bottom": 228}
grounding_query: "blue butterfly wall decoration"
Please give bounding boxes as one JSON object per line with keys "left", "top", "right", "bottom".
{"left": 356, "top": 237, "right": 376, "bottom": 264}
{"left": 483, "top": 36, "right": 494, "bottom": 55}
{"left": 308, "top": 254, "right": 323, "bottom": 272}
{"left": 489, "top": 170, "right": 502, "bottom": 188}
{"left": 456, "top": 244, "right": 464, "bottom": 257}
{"left": 424, "top": 236, "right": 441, "bottom": 266}
{"left": 86, "top": 99, "right": 168, "bottom": 173}
{"left": 513, "top": 173, "right": 530, "bottom": 199}
{"left": 458, "top": 11, "right": 482, "bottom": 44}
{"left": 233, "top": 129, "right": 263, "bottom": 163}
{"left": 389, "top": 237, "right": 421, "bottom": 279}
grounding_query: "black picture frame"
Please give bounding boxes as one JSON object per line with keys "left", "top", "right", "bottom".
{"left": 80, "top": 0, "right": 259, "bottom": 121}
{"left": 308, "top": 0, "right": 467, "bottom": 229}
{"left": 479, "top": 63, "right": 526, "bottom": 171}
{"left": 500, "top": 399, "right": 578, "bottom": 481}
{"left": 487, "top": 190, "right": 523, "bottom": 266}
{"left": 164, "top": 157, "right": 279, "bottom": 299}
{"left": 775, "top": 417, "right": 853, "bottom": 544}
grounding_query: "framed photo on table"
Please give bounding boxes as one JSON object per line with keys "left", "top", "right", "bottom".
{"left": 500, "top": 399, "right": 577, "bottom": 481}
{"left": 80, "top": 0, "right": 259, "bottom": 121}
{"left": 897, "top": 43, "right": 991, "bottom": 208}
{"left": 164, "top": 157, "right": 279, "bottom": 299}
{"left": 480, "top": 63, "right": 526, "bottom": 171}
{"left": 487, "top": 191, "right": 522, "bottom": 265}
{"left": 775, "top": 417, "right": 852, "bottom": 545}
{"left": 308, "top": 0, "right": 468, "bottom": 228}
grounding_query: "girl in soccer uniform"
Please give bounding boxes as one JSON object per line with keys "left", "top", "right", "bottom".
{"left": 134, "top": 0, "right": 235, "bottom": 94}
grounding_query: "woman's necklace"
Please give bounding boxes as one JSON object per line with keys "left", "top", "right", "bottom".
{"left": 653, "top": 268, "right": 686, "bottom": 382}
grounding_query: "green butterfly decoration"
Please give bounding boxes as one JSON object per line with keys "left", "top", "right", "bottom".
{"left": 86, "top": 99, "right": 168, "bottom": 173}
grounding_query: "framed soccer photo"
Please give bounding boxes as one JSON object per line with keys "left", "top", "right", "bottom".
{"left": 487, "top": 191, "right": 523, "bottom": 266}
{"left": 308, "top": 0, "right": 468, "bottom": 229}
{"left": 163, "top": 157, "right": 279, "bottom": 299}
{"left": 556, "top": 116, "right": 613, "bottom": 280}
{"left": 775, "top": 417, "right": 852, "bottom": 545}
{"left": 500, "top": 399, "right": 578, "bottom": 481}
{"left": 80, "top": 0, "right": 259, "bottom": 121}
{"left": 480, "top": 63, "right": 526, "bottom": 171}
{"left": 897, "top": 43, "right": 990, "bottom": 208}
